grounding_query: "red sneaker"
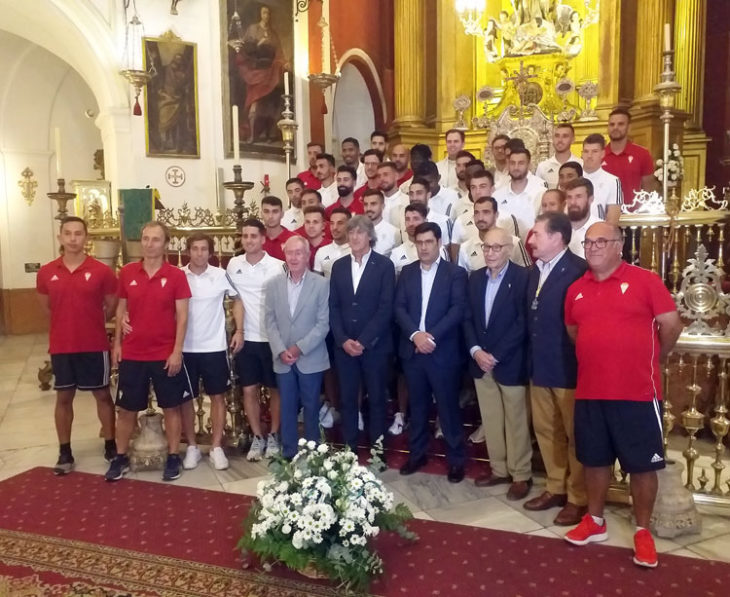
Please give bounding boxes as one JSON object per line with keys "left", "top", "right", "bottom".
{"left": 633, "top": 529, "right": 658, "bottom": 568}
{"left": 564, "top": 513, "right": 608, "bottom": 546}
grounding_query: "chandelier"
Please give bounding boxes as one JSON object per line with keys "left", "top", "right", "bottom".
{"left": 455, "top": 0, "right": 485, "bottom": 36}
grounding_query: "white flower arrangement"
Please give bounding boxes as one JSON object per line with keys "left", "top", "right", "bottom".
{"left": 239, "top": 438, "right": 416, "bottom": 592}
{"left": 654, "top": 143, "right": 684, "bottom": 183}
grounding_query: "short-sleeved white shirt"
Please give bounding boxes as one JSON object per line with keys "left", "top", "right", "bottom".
{"left": 226, "top": 252, "right": 285, "bottom": 342}
{"left": 584, "top": 168, "right": 623, "bottom": 220}
{"left": 451, "top": 210, "right": 518, "bottom": 245}
{"left": 383, "top": 190, "right": 409, "bottom": 227}
{"left": 282, "top": 206, "right": 303, "bottom": 231}
{"left": 313, "top": 242, "right": 351, "bottom": 278}
{"left": 374, "top": 219, "right": 402, "bottom": 257}
{"left": 428, "top": 185, "right": 459, "bottom": 219}
{"left": 535, "top": 154, "right": 583, "bottom": 189}
{"left": 492, "top": 176, "right": 547, "bottom": 241}
{"left": 320, "top": 181, "right": 339, "bottom": 208}
{"left": 183, "top": 265, "right": 238, "bottom": 353}
{"left": 568, "top": 215, "right": 603, "bottom": 259}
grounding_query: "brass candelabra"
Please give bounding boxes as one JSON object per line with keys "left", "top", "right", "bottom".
{"left": 47, "top": 178, "right": 76, "bottom": 220}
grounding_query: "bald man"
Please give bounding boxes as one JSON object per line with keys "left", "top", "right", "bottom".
{"left": 564, "top": 222, "right": 683, "bottom": 569}
{"left": 464, "top": 227, "right": 532, "bottom": 500}
{"left": 391, "top": 144, "right": 412, "bottom": 188}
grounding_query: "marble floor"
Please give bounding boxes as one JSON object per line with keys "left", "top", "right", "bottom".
{"left": 1, "top": 332, "right": 730, "bottom": 565}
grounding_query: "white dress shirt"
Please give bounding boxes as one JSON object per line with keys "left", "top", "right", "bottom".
{"left": 374, "top": 219, "right": 402, "bottom": 256}
{"left": 584, "top": 168, "right": 623, "bottom": 220}
{"left": 418, "top": 258, "right": 440, "bottom": 332}
{"left": 493, "top": 176, "right": 548, "bottom": 241}
{"left": 226, "top": 253, "right": 285, "bottom": 342}
{"left": 282, "top": 206, "right": 304, "bottom": 231}
{"left": 535, "top": 248, "right": 567, "bottom": 294}
{"left": 286, "top": 271, "right": 306, "bottom": 317}
{"left": 436, "top": 157, "right": 458, "bottom": 188}
{"left": 351, "top": 250, "right": 371, "bottom": 293}
{"left": 313, "top": 242, "right": 351, "bottom": 278}
{"left": 183, "top": 265, "right": 238, "bottom": 353}
{"left": 320, "top": 181, "right": 338, "bottom": 208}
{"left": 568, "top": 215, "right": 602, "bottom": 259}
{"left": 535, "top": 154, "right": 583, "bottom": 189}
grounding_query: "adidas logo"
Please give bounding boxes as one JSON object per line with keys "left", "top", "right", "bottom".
{"left": 400, "top": 255, "right": 407, "bottom": 260}
{"left": 236, "top": 269, "right": 242, "bottom": 274}
{"left": 574, "top": 292, "right": 583, "bottom": 300}
{"left": 50, "top": 275, "right": 59, "bottom": 281}
{"left": 84, "top": 272, "right": 91, "bottom": 281}
{"left": 324, "top": 256, "right": 330, "bottom": 260}
{"left": 161, "top": 278, "right": 167, "bottom": 288}
{"left": 183, "top": 390, "right": 190, "bottom": 398}
{"left": 129, "top": 280, "right": 138, "bottom": 286}
{"left": 650, "top": 453, "right": 663, "bottom": 463}
{"left": 471, "top": 251, "right": 477, "bottom": 257}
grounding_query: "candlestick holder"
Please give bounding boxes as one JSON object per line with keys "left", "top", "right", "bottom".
{"left": 47, "top": 178, "right": 76, "bottom": 220}
{"left": 653, "top": 49, "right": 682, "bottom": 209}
{"left": 222, "top": 165, "right": 255, "bottom": 229}
{"left": 277, "top": 93, "right": 298, "bottom": 179}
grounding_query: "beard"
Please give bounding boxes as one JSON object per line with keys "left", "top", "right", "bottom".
{"left": 568, "top": 206, "right": 589, "bottom": 221}
{"left": 337, "top": 185, "right": 353, "bottom": 197}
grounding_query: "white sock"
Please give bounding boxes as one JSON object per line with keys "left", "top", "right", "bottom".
{"left": 591, "top": 515, "right": 605, "bottom": 526}
{"left": 636, "top": 526, "right": 646, "bottom": 533}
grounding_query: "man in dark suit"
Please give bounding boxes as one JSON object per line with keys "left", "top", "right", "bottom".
{"left": 524, "top": 211, "right": 589, "bottom": 525}
{"left": 330, "top": 215, "right": 396, "bottom": 453}
{"left": 464, "top": 227, "right": 532, "bottom": 500}
{"left": 395, "top": 222, "right": 468, "bottom": 482}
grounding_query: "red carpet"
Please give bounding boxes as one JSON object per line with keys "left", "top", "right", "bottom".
{"left": 1, "top": 468, "right": 729, "bottom": 596}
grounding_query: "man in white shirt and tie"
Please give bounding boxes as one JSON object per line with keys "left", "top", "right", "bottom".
{"left": 536, "top": 124, "right": 583, "bottom": 189}
{"left": 436, "top": 129, "right": 466, "bottom": 189}
{"left": 581, "top": 134, "right": 623, "bottom": 225}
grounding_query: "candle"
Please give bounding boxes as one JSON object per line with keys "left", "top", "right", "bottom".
{"left": 54, "top": 127, "right": 62, "bottom": 179}
{"left": 664, "top": 22, "right": 671, "bottom": 52}
{"left": 232, "top": 105, "right": 240, "bottom": 162}
{"left": 284, "top": 71, "right": 290, "bottom": 96}
{"left": 215, "top": 167, "right": 223, "bottom": 212}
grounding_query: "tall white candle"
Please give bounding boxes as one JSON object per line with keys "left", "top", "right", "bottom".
{"left": 232, "top": 105, "right": 240, "bottom": 161}
{"left": 284, "top": 71, "right": 290, "bottom": 96}
{"left": 54, "top": 127, "right": 62, "bottom": 179}
{"left": 664, "top": 23, "right": 672, "bottom": 52}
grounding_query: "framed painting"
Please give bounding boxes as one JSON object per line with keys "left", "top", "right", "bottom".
{"left": 143, "top": 31, "right": 200, "bottom": 158}
{"left": 221, "top": 0, "right": 294, "bottom": 160}
{"left": 71, "top": 179, "right": 112, "bottom": 223}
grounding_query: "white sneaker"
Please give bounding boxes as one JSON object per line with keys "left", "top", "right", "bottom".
{"left": 434, "top": 418, "right": 444, "bottom": 439}
{"left": 319, "top": 402, "right": 334, "bottom": 429}
{"left": 209, "top": 446, "right": 229, "bottom": 470}
{"left": 468, "top": 424, "right": 485, "bottom": 444}
{"left": 358, "top": 411, "right": 364, "bottom": 431}
{"left": 183, "top": 445, "right": 202, "bottom": 470}
{"left": 388, "top": 412, "right": 405, "bottom": 435}
{"left": 247, "top": 436, "right": 266, "bottom": 461}
{"left": 264, "top": 433, "right": 281, "bottom": 458}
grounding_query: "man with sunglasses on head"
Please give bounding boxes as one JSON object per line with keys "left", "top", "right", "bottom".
{"left": 563, "top": 222, "right": 683, "bottom": 569}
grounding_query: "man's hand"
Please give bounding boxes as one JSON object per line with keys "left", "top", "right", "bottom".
{"left": 121, "top": 312, "right": 132, "bottom": 335}
{"left": 112, "top": 343, "right": 123, "bottom": 368}
{"left": 343, "top": 339, "right": 364, "bottom": 357}
{"left": 279, "top": 344, "right": 301, "bottom": 366}
{"left": 164, "top": 350, "right": 183, "bottom": 376}
{"left": 413, "top": 331, "right": 436, "bottom": 354}
{"left": 474, "top": 349, "right": 496, "bottom": 373}
{"left": 230, "top": 330, "right": 244, "bottom": 354}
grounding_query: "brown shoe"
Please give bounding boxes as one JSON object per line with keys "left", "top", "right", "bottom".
{"left": 523, "top": 491, "right": 567, "bottom": 511}
{"left": 553, "top": 502, "right": 588, "bottom": 526}
{"left": 475, "top": 474, "right": 512, "bottom": 488}
{"left": 506, "top": 479, "right": 532, "bottom": 501}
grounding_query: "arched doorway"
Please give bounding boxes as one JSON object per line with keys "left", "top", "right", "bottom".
{"left": 332, "top": 63, "right": 376, "bottom": 151}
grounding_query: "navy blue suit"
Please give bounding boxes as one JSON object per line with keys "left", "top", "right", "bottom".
{"left": 330, "top": 250, "right": 395, "bottom": 449}
{"left": 394, "top": 259, "right": 467, "bottom": 466}
{"left": 527, "top": 249, "right": 587, "bottom": 388}
{"left": 463, "top": 263, "right": 529, "bottom": 386}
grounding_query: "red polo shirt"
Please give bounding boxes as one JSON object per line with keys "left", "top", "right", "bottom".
{"left": 118, "top": 261, "right": 191, "bottom": 361}
{"left": 564, "top": 261, "right": 677, "bottom": 402}
{"left": 36, "top": 256, "right": 117, "bottom": 354}
{"left": 297, "top": 169, "right": 321, "bottom": 190}
{"left": 602, "top": 141, "right": 654, "bottom": 203}
{"left": 263, "top": 227, "right": 296, "bottom": 261}
{"left": 294, "top": 223, "right": 332, "bottom": 242}
{"left": 324, "top": 197, "right": 365, "bottom": 218}
{"left": 354, "top": 182, "right": 379, "bottom": 200}
{"left": 308, "top": 238, "right": 331, "bottom": 269}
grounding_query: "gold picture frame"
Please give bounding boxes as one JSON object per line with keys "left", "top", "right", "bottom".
{"left": 143, "top": 30, "right": 201, "bottom": 159}
{"left": 71, "top": 179, "right": 112, "bottom": 222}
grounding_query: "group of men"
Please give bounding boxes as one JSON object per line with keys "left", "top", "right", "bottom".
{"left": 37, "top": 106, "right": 680, "bottom": 569}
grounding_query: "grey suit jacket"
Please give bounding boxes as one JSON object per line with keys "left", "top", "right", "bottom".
{"left": 264, "top": 272, "right": 330, "bottom": 374}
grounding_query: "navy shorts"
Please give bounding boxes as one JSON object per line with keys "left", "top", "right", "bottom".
{"left": 51, "top": 352, "right": 110, "bottom": 391}
{"left": 234, "top": 341, "right": 276, "bottom": 388}
{"left": 116, "top": 360, "right": 194, "bottom": 411}
{"left": 183, "top": 351, "right": 231, "bottom": 397}
{"left": 574, "top": 398, "right": 666, "bottom": 474}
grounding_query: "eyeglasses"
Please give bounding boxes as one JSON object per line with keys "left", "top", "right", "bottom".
{"left": 483, "top": 243, "right": 509, "bottom": 253}
{"left": 581, "top": 238, "right": 622, "bottom": 249}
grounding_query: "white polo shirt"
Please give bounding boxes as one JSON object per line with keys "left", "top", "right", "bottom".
{"left": 313, "top": 242, "right": 351, "bottom": 278}
{"left": 390, "top": 240, "right": 449, "bottom": 276}
{"left": 320, "top": 181, "right": 338, "bottom": 208}
{"left": 492, "top": 176, "right": 547, "bottom": 241}
{"left": 493, "top": 167, "right": 510, "bottom": 189}
{"left": 584, "top": 168, "right": 623, "bottom": 220}
{"left": 182, "top": 265, "right": 238, "bottom": 353}
{"left": 450, "top": 194, "right": 473, "bottom": 222}
{"left": 451, "top": 212, "right": 518, "bottom": 245}
{"left": 428, "top": 185, "right": 459, "bottom": 219}
{"left": 383, "top": 190, "right": 409, "bottom": 227}
{"left": 457, "top": 233, "right": 528, "bottom": 273}
{"left": 282, "top": 206, "right": 304, "bottom": 231}
{"left": 374, "top": 219, "right": 402, "bottom": 257}
{"left": 226, "top": 252, "right": 285, "bottom": 342}
{"left": 568, "top": 215, "right": 602, "bottom": 259}
{"left": 536, "top": 154, "right": 583, "bottom": 189}
{"left": 436, "top": 157, "right": 458, "bottom": 188}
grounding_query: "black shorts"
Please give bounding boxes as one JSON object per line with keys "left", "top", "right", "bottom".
{"left": 574, "top": 398, "right": 665, "bottom": 474}
{"left": 116, "top": 360, "right": 194, "bottom": 411}
{"left": 51, "top": 352, "right": 110, "bottom": 391}
{"left": 183, "top": 351, "right": 231, "bottom": 397}
{"left": 234, "top": 341, "right": 276, "bottom": 388}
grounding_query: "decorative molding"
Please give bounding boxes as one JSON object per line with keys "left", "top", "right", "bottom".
{"left": 18, "top": 167, "right": 37, "bottom": 206}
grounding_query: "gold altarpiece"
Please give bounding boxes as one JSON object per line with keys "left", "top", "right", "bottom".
{"left": 390, "top": 0, "right": 708, "bottom": 192}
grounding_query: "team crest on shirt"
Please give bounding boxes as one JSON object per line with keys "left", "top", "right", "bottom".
{"left": 50, "top": 275, "right": 59, "bottom": 281}
{"left": 620, "top": 282, "right": 629, "bottom": 294}
{"left": 161, "top": 278, "right": 167, "bottom": 288}
{"left": 84, "top": 272, "right": 91, "bottom": 281}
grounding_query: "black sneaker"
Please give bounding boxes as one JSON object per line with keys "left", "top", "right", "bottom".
{"left": 162, "top": 454, "right": 182, "bottom": 482}
{"left": 104, "top": 442, "right": 117, "bottom": 463}
{"left": 104, "top": 454, "right": 130, "bottom": 482}
{"left": 53, "top": 453, "right": 75, "bottom": 475}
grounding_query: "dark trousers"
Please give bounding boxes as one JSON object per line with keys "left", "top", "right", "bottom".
{"left": 334, "top": 348, "right": 389, "bottom": 450}
{"left": 403, "top": 354, "right": 466, "bottom": 467}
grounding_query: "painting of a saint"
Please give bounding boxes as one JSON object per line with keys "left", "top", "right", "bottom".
{"left": 143, "top": 32, "right": 200, "bottom": 158}
{"left": 222, "top": 0, "right": 294, "bottom": 158}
